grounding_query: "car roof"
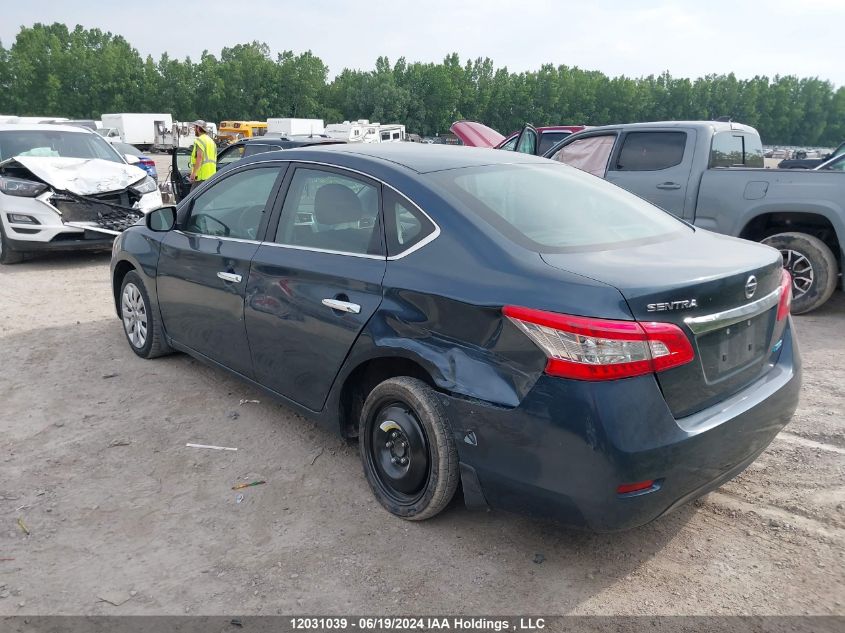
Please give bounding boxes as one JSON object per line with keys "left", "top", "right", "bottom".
{"left": 238, "top": 136, "right": 340, "bottom": 145}
{"left": 570, "top": 120, "right": 759, "bottom": 135}
{"left": 0, "top": 123, "right": 97, "bottom": 134}
{"left": 243, "top": 142, "right": 552, "bottom": 174}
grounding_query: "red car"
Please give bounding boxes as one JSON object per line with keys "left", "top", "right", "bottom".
{"left": 451, "top": 121, "right": 586, "bottom": 155}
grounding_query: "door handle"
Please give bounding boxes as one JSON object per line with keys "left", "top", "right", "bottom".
{"left": 322, "top": 298, "right": 361, "bottom": 314}
{"left": 656, "top": 182, "right": 682, "bottom": 190}
{"left": 217, "top": 272, "right": 242, "bottom": 283}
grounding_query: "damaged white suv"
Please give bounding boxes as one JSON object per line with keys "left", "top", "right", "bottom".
{"left": 0, "top": 123, "right": 162, "bottom": 264}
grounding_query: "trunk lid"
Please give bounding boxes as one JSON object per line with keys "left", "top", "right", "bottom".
{"left": 541, "top": 229, "right": 785, "bottom": 417}
{"left": 450, "top": 121, "right": 505, "bottom": 148}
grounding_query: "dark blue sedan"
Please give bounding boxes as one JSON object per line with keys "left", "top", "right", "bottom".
{"left": 110, "top": 144, "right": 801, "bottom": 530}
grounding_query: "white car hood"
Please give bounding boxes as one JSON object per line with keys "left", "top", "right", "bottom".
{"left": 12, "top": 156, "right": 147, "bottom": 196}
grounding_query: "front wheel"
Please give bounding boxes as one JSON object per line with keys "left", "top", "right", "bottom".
{"left": 762, "top": 232, "right": 838, "bottom": 314}
{"left": 0, "top": 221, "right": 25, "bottom": 264}
{"left": 359, "top": 377, "right": 459, "bottom": 520}
{"left": 119, "top": 271, "right": 172, "bottom": 358}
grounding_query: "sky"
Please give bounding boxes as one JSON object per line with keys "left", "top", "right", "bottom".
{"left": 1, "top": 0, "right": 843, "bottom": 86}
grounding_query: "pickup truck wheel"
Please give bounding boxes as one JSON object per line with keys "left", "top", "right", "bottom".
{"left": 762, "top": 232, "right": 838, "bottom": 314}
{"left": 359, "top": 377, "right": 459, "bottom": 521}
{"left": 0, "top": 221, "right": 25, "bottom": 264}
{"left": 119, "top": 271, "right": 172, "bottom": 358}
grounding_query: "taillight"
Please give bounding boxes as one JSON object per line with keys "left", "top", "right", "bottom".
{"left": 503, "top": 306, "right": 694, "bottom": 381}
{"left": 777, "top": 269, "right": 792, "bottom": 321}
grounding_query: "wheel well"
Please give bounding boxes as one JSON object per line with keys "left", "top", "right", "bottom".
{"left": 338, "top": 357, "right": 435, "bottom": 439}
{"left": 740, "top": 212, "right": 841, "bottom": 261}
{"left": 112, "top": 260, "right": 136, "bottom": 314}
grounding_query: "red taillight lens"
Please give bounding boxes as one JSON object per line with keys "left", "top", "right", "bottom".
{"left": 617, "top": 480, "right": 656, "bottom": 495}
{"left": 777, "top": 269, "right": 792, "bottom": 321}
{"left": 503, "top": 306, "right": 695, "bottom": 381}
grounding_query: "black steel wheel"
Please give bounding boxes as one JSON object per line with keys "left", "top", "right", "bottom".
{"left": 359, "top": 377, "right": 459, "bottom": 520}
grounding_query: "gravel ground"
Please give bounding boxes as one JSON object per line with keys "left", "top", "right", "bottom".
{"left": 0, "top": 252, "right": 842, "bottom": 616}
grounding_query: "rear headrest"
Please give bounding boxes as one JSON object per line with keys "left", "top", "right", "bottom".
{"left": 314, "top": 183, "right": 362, "bottom": 225}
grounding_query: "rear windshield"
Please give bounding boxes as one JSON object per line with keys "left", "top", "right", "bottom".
{"left": 429, "top": 163, "right": 689, "bottom": 252}
{"left": 0, "top": 130, "right": 123, "bottom": 163}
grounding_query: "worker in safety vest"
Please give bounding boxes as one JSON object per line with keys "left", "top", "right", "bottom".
{"left": 188, "top": 120, "right": 217, "bottom": 190}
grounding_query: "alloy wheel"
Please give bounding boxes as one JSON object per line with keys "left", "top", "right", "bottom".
{"left": 779, "top": 249, "right": 814, "bottom": 299}
{"left": 121, "top": 282, "right": 148, "bottom": 349}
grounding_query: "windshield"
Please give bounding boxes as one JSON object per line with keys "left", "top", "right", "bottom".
{"left": 429, "top": 163, "right": 689, "bottom": 252}
{"left": 0, "top": 129, "right": 123, "bottom": 163}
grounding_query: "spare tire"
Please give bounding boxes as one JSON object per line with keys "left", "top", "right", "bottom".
{"left": 762, "top": 232, "right": 838, "bottom": 314}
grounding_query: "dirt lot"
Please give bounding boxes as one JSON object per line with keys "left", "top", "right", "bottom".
{"left": 0, "top": 253, "right": 842, "bottom": 616}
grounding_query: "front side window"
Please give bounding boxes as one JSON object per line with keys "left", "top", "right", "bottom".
{"left": 217, "top": 144, "right": 245, "bottom": 167}
{"left": 275, "top": 168, "right": 381, "bottom": 256}
{"left": 551, "top": 135, "right": 616, "bottom": 177}
{"left": 499, "top": 136, "right": 518, "bottom": 151}
{"left": 516, "top": 129, "right": 538, "bottom": 155}
{"left": 614, "top": 131, "right": 686, "bottom": 171}
{"left": 384, "top": 188, "right": 436, "bottom": 256}
{"left": 185, "top": 167, "right": 280, "bottom": 240}
{"left": 430, "top": 163, "right": 688, "bottom": 252}
{"left": 243, "top": 144, "right": 277, "bottom": 158}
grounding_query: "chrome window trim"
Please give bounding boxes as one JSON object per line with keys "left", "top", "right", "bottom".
{"left": 176, "top": 158, "right": 442, "bottom": 260}
{"left": 174, "top": 229, "right": 261, "bottom": 245}
{"left": 261, "top": 241, "right": 384, "bottom": 260}
{"left": 683, "top": 287, "right": 781, "bottom": 335}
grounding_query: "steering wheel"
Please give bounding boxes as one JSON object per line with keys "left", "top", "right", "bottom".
{"left": 189, "top": 213, "right": 231, "bottom": 237}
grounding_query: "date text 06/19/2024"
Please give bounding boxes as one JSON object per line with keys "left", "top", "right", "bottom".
{"left": 289, "top": 617, "right": 547, "bottom": 631}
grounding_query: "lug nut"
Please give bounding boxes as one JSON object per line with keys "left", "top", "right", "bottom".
{"left": 400, "top": 457, "right": 408, "bottom": 465}
{"left": 391, "top": 432, "right": 399, "bottom": 439}
{"left": 385, "top": 441, "right": 394, "bottom": 448}
{"left": 391, "top": 457, "right": 400, "bottom": 465}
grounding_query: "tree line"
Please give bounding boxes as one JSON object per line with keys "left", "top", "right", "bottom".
{"left": 1, "top": 23, "right": 843, "bottom": 146}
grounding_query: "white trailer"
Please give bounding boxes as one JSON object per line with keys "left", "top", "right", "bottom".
{"left": 267, "top": 118, "right": 325, "bottom": 136}
{"left": 325, "top": 120, "right": 406, "bottom": 143}
{"left": 154, "top": 120, "right": 218, "bottom": 151}
{"left": 100, "top": 113, "right": 173, "bottom": 149}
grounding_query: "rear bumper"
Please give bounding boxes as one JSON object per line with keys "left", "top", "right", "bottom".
{"left": 444, "top": 321, "right": 801, "bottom": 531}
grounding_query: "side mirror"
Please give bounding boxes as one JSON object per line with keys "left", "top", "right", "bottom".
{"left": 124, "top": 153, "right": 141, "bottom": 165}
{"left": 146, "top": 206, "right": 177, "bottom": 232}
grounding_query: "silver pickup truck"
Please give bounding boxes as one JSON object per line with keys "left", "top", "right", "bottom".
{"left": 535, "top": 121, "right": 844, "bottom": 313}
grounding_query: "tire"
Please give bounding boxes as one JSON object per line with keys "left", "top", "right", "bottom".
{"left": 0, "top": 220, "right": 25, "bottom": 264}
{"left": 119, "top": 271, "right": 172, "bottom": 358}
{"left": 359, "top": 377, "right": 459, "bottom": 521}
{"left": 762, "top": 232, "right": 838, "bottom": 314}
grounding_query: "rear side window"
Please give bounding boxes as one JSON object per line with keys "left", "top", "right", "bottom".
{"left": 710, "top": 132, "right": 764, "bottom": 168}
{"left": 431, "top": 163, "right": 687, "bottom": 253}
{"left": 384, "top": 188, "right": 436, "bottom": 256}
{"left": 538, "top": 131, "right": 571, "bottom": 154}
{"left": 275, "top": 168, "right": 381, "bottom": 256}
{"left": 614, "top": 132, "right": 686, "bottom": 171}
{"left": 550, "top": 135, "right": 615, "bottom": 177}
